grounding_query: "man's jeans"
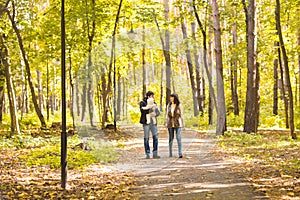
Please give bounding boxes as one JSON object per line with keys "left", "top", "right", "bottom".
{"left": 143, "top": 124, "right": 158, "bottom": 155}
{"left": 168, "top": 127, "right": 182, "bottom": 156}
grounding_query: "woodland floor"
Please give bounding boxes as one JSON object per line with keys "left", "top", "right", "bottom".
{"left": 1, "top": 125, "right": 299, "bottom": 199}
{"left": 112, "top": 125, "right": 269, "bottom": 200}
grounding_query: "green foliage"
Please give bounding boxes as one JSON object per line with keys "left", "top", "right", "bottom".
{"left": 24, "top": 136, "right": 118, "bottom": 169}
{"left": 19, "top": 113, "right": 40, "bottom": 129}
{"left": 226, "top": 113, "right": 244, "bottom": 128}
{"left": 218, "top": 130, "right": 300, "bottom": 164}
{"left": 0, "top": 133, "right": 118, "bottom": 169}
{"left": 24, "top": 144, "right": 98, "bottom": 169}
{"left": 0, "top": 134, "right": 50, "bottom": 150}
{"left": 88, "top": 141, "right": 119, "bottom": 164}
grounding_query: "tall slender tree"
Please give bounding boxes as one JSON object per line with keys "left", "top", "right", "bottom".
{"left": 0, "top": 35, "right": 20, "bottom": 135}
{"left": 275, "top": 0, "right": 296, "bottom": 139}
{"left": 87, "top": 0, "right": 96, "bottom": 126}
{"left": 276, "top": 41, "right": 289, "bottom": 128}
{"left": 164, "top": 0, "right": 172, "bottom": 106}
{"left": 179, "top": 5, "right": 199, "bottom": 116}
{"left": 231, "top": 21, "right": 239, "bottom": 115}
{"left": 211, "top": 0, "right": 226, "bottom": 134}
{"left": 242, "top": 0, "right": 259, "bottom": 133}
{"left": 273, "top": 55, "right": 278, "bottom": 115}
{"left": 193, "top": 0, "right": 217, "bottom": 124}
{"left": 296, "top": 28, "right": 300, "bottom": 106}
{"left": 6, "top": 1, "right": 46, "bottom": 128}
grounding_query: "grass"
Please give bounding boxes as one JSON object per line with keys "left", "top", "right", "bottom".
{"left": 217, "top": 130, "right": 300, "bottom": 199}
{"left": 0, "top": 133, "right": 119, "bottom": 169}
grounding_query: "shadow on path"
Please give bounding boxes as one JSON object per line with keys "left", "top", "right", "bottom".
{"left": 112, "top": 125, "right": 268, "bottom": 200}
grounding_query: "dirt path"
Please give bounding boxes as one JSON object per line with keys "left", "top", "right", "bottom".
{"left": 111, "top": 125, "right": 269, "bottom": 200}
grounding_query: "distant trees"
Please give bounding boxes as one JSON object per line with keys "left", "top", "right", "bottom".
{"left": 0, "top": 0, "right": 298, "bottom": 139}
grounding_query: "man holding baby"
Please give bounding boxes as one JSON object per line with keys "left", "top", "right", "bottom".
{"left": 139, "top": 91, "right": 160, "bottom": 159}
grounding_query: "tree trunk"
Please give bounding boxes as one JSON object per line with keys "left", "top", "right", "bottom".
{"left": 7, "top": 5, "right": 46, "bottom": 128}
{"left": 142, "top": 25, "right": 146, "bottom": 97}
{"left": 0, "top": 34, "right": 20, "bottom": 135}
{"left": 211, "top": 0, "right": 226, "bottom": 134}
{"left": 164, "top": 0, "right": 172, "bottom": 106}
{"left": 275, "top": 0, "right": 296, "bottom": 139}
{"left": 36, "top": 68, "right": 43, "bottom": 113}
{"left": 96, "top": 83, "right": 102, "bottom": 123}
{"left": 231, "top": 22, "right": 239, "bottom": 115}
{"left": 208, "top": 17, "right": 214, "bottom": 125}
{"left": 160, "top": 64, "right": 164, "bottom": 111}
{"left": 180, "top": 6, "right": 199, "bottom": 116}
{"left": 296, "top": 29, "right": 300, "bottom": 106}
{"left": 86, "top": 0, "right": 96, "bottom": 127}
{"left": 242, "top": 0, "right": 259, "bottom": 133}
{"left": 0, "top": 53, "right": 4, "bottom": 124}
{"left": 46, "top": 54, "right": 50, "bottom": 121}
{"left": 277, "top": 41, "right": 289, "bottom": 127}
{"left": 106, "top": 0, "right": 123, "bottom": 128}
{"left": 87, "top": 55, "right": 94, "bottom": 126}
{"left": 81, "top": 81, "right": 87, "bottom": 121}
{"left": 273, "top": 57, "right": 278, "bottom": 115}
{"left": 101, "top": 67, "right": 108, "bottom": 127}
{"left": 0, "top": 89, "right": 3, "bottom": 123}
{"left": 193, "top": 0, "right": 217, "bottom": 124}
{"left": 190, "top": 1, "right": 203, "bottom": 113}
{"left": 122, "top": 78, "right": 126, "bottom": 118}
{"left": 116, "top": 74, "right": 122, "bottom": 120}
{"left": 68, "top": 48, "right": 75, "bottom": 128}
{"left": 192, "top": 24, "right": 203, "bottom": 113}
{"left": 76, "top": 81, "right": 80, "bottom": 117}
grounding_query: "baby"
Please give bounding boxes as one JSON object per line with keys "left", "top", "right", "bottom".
{"left": 142, "top": 97, "right": 157, "bottom": 124}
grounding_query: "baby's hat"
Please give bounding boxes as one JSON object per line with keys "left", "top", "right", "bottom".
{"left": 147, "top": 97, "right": 154, "bottom": 104}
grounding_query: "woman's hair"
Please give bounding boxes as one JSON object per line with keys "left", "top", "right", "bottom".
{"left": 170, "top": 93, "right": 180, "bottom": 106}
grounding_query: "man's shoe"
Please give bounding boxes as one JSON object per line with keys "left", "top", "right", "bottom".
{"left": 153, "top": 155, "right": 160, "bottom": 159}
{"left": 146, "top": 154, "right": 150, "bottom": 159}
{"left": 179, "top": 154, "right": 183, "bottom": 158}
{"left": 153, "top": 152, "right": 160, "bottom": 159}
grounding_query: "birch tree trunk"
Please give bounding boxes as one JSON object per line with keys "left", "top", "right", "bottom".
{"left": 7, "top": 2, "right": 46, "bottom": 128}
{"left": 275, "top": 0, "right": 296, "bottom": 139}
{"left": 212, "top": 0, "right": 226, "bottom": 134}
{"left": 191, "top": 21, "right": 203, "bottom": 113}
{"left": 180, "top": 5, "right": 199, "bottom": 116}
{"left": 0, "top": 34, "right": 20, "bottom": 136}
{"left": 193, "top": 0, "right": 217, "bottom": 124}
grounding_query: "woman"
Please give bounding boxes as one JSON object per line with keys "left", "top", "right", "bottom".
{"left": 165, "top": 93, "right": 184, "bottom": 158}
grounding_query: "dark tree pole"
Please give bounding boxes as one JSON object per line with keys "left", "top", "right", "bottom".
{"left": 61, "top": 0, "right": 67, "bottom": 189}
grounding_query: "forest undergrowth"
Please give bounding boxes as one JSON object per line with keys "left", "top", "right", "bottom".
{"left": 216, "top": 129, "right": 300, "bottom": 200}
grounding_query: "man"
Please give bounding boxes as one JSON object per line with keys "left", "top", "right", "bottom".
{"left": 140, "top": 91, "right": 160, "bottom": 159}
